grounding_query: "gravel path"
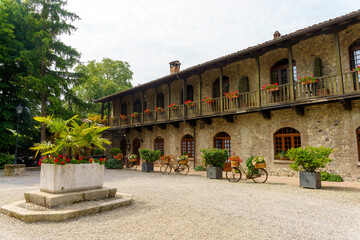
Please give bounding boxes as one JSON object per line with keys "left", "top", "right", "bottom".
{"left": 0, "top": 169, "right": 359, "bottom": 240}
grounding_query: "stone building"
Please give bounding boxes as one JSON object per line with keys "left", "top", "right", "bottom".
{"left": 95, "top": 10, "right": 360, "bottom": 181}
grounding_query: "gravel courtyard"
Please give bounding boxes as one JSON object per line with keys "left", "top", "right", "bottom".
{"left": 0, "top": 169, "right": 359, "bottom": 240}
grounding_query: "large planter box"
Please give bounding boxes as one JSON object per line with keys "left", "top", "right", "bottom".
{"left": 207, "top": 166, "right": 222, "bottom": 179}
{"left": 299, "top": 171, "right": 321, "bottom": 189}
{"left": 4, "top": 164, "right": 26, "bottom": 176}
{"left": 142, "top": 162, "right": 154, "bottom": 172}
{"left": 40, "top": 163, "right": 104, "bottom": 193}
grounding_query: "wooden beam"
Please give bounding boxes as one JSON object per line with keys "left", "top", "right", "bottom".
{"left": 200, "top": 118, "right": 212, "bottom": 125}
{"left": 141, "top": 91, "right": 144, "bottom": 124}
{"left": 135, "top": 127, "right": 142, "bottom": 133}
{"left": 155, "top": 88, "right": 158, "bottom": 122}
{"left": 145, "top": 125, "right": 153, "bottom": 131}
{"left": 334, "top": 31, "right": 344, "bottom": 94}
{"left": 119, "top": 96, "right": 122, "bottom": 126}
{"left": 158, "top": 124, "right": 166, "bottom": 130}
{"left": 107, "top": 101, "right": 110, "bottom": 125}
{"left": 255, "top": 57, "right": 261, "bottom": 108}
{"left": 259, "top": 110, "right": 271, "bottom": 119}
{"left": 170, "top": 122, "right": 180, "bottom": 128}
{"left": 186, "top": 119, "right": 197, "bottom": 127}
{"left": 222, "top": 115, "right": 234, "bottom": 123}
{"left": 291, "top": 105, "right": 304, "bottom": 116}
{"left": 340, "top": 99, "right": 352, "bottom": 111}
{"left": 168, "top": 83, "right": 171, "bottom": 120}
{"left": 198, "top": 74, "right": 202, "bottom": 116}
{"left": 183, "top": 78, "right": 187, "bottom": 119}
{"left": 288, "top": 46, "right": 295, "bottom": 101}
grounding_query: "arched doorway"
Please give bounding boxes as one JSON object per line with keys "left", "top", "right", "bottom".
{"left": 133, "top": 138, "right": 141, "bottom": 165}
{"left": 120, "top": 139, "right": 127, "bottom": 156}
{"left": 214, "top": 132, "right": 231, "bottom": 171}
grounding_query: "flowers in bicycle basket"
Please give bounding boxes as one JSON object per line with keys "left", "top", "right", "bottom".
{"left": 130, "top": 112, "right": 139, "bottom": 118}
{"left": 120, "top": 114, "right": 128, "bottom": 120}
{"left": 202, "top": 96, "right": 214, "bottom": 104}
{"left": 353, "top": 65, "right": 360, "bottom": 72}
{"left": 114, "top": 153, "right": 123, "bottom": 160}
{"left": 128, "top": 154, "right": 137, "bottom": 162}
{"left": 298, "top": 75, "right": 319, "bottom": 84}
{"left": 229, "top": 153, "right": 242, "bottom": 163}
{"left": 161, "top": 155, "right": 171, "bottom": 162}
{"left": 143, "top": 108, "right": 152, "bottom": 115}
{"left": 155, "top": 107, "right": 164, "bottom": 113}
{"left": 178, "top": 155, "right": 189, "bottom": 161}
{"left": 224, "top": 91, "right": 239, "bottom": 100}
{"left": 252, "top": 156, "right": 265, "bottom": 166}
{"left": 184, "top": 99, "right": 196, "bottom": 107}
{"left": 168, "top": 103, "right": 178, "bottom": 110}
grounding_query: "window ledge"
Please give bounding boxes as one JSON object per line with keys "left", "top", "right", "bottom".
{"left": 273, "top": 160, "right": 293, "bottom": 164}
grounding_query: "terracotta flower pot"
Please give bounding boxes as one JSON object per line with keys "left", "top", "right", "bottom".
{"left": 266, "top": 87, "right": 279, "bottom": 92}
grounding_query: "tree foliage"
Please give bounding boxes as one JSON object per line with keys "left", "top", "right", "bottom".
{"left": 75, "top": 58, "right": 133, "bottom": 114}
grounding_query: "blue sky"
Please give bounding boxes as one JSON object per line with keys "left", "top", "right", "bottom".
{"left": 61, "top": 0, "right": 359, "bottom": 85}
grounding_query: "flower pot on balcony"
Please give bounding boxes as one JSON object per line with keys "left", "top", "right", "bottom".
{"left": 266, "top": 87, "right": 279, "bottom": 93}
{"left": 40, "top": 163, "right": 104, "bottom": 194}
{"left": 301, "top": 80, "right": 315, "bottom": 85}
{"left": 299, "top": 171, "right": 321, "bottom": 189}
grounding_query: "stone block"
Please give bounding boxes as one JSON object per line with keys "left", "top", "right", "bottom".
{"left": 83, "top": 188, "right": 109, "bottom": 201}
{"left": 24, "top": 192, "right": 46, "bottom": 206}
{"left": 4, "top": 164, "right": 26, "bottom": 176}
{"left": 46, "top": 192, "right": 84, "bottom": 207}
{"left": 108, "top": 188, "right": 117, "bottom": 198}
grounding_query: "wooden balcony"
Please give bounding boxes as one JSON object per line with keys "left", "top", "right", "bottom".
{"left": 106, "top": 71, "right": 360, "bottom": 129}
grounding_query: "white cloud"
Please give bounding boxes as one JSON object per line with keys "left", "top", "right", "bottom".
{"left": 61, "top": 0, "right": 359, "bottom": 85}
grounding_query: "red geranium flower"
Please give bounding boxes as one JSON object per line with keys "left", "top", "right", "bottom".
{"left": 61, "top": 161, "right": 65, "bottom": 165}
{"left": 58, "top": 154, "right": 62, "bottom": 158}
{"left": 54, "top": 158, "right": 59, "bottom": 163}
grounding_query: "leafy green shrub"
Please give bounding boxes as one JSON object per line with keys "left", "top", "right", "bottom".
{"left": 109, "top": 148, "right": 122, "bottom": 157}
{"left": 286, "top": 146, "right": 333, "bottom": 172}
{"left": 0, "top": 153, "right": 14, "bottom": 169}
{"left": 200, "top": 148, "right": 228, "bottom": 168}
{"left": 139, "top": 149, "right": 161, "bottom": 163}
{"left": 93, "top": 148, "right": 104, "bottom": 155}
{"left": 194, "top": 165, "right": 206, "bottom": 171}
{"left": 105, "top": 158, "right": 123, "bottom": 169}
{"left": 321, "top": 171, "right": 343, "bottom": 182}
{"left": 246, "top": 156, "right": 255, "bottom": 172}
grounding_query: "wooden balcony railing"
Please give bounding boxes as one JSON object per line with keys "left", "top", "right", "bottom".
{"left": 106, "top": 71, "right": 360, "bottom": 128}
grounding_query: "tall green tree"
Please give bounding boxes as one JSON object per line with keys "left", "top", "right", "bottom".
{"left": 21, "top": 0, "right": 80, "bottom": 141}
{"left": 74, "top": 58, "right": 133, "bottom": 114}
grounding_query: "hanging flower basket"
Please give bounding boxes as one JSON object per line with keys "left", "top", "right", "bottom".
{"left": 130, "top": 112, "right": 139, "bottom": 118}
{"left": 263, "top": 83, "right": 279, "bottom": 92}
{"left": 143, "top": 109, "right": 152, "bottom": 115}
{"left": 202, "top": 97, "right": 214, "bottom": 104}
{"left": 267, "top": 87, "right": 279, "bottom": 92}
{"left": 120, "top": 115, "right": 128, "bottom": 120}
{"left": 298, "top": 76, "right": 319, "bottom": 85}
{"left": 155, "top": 107, "right": 164, "bottom": 113}
{"left": 184, "top": 100, "right": 196, "bottom": 108}
{"left": 224, "top": 91, "right": 239, "bottom": 100}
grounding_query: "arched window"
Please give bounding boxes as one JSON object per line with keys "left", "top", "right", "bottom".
{"left": 133, "top": 99, "right": 141, "bottom": 113}
{"left": 213, "top": 76, "right": 230, "bottom": 98}
{"left": 214, "top": 132, "right": 231, "bottom": 171}
{"left": 349, "top": 38, "right": 360, "bottom": 89}
{"left": 156, "top": 93, "right": 164, "bottom": 108}
{"left": 239, "top": 76, "right": 249, "bottom": 93}
{"left": 274, "top": 127, "right": 301, "bottom": 158}
{"left": 180, "top": 85, "right": 194, "bottom": 104}
{"left": 357, "top": 127, "right": 360, "bottom": 162}
{"left": 154, "top": 136, "right": 164, "bottom": 155}
{"left": 271, "top": 59, "right": 296, "bottom": 85}
{"left": 121, "top": 103, "right": 127, "bottom": 116}
{"left": 181, "top": 134, "right": 194, "bottom": 158}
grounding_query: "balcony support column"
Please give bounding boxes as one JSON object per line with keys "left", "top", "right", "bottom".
{"left": 288, "top": 46, "right": 295, "bottom": 101}
{"left": 183, "top": 78, "right": 187, "bottom": 119}
{"left": 107, "top": 101, "right": 110, "bottom": 126}
{"left": 168, "top": 83, "right": 171, "bottom": 120}
{"left": 255, "top": 57, "right": 261, "bottom": 107}
{"left": 198, "top": 74, "right": 202, "bottom": 115}
{"left": 101, "top": 102, "right": 104, "bottom": 120}
{"left": 219, "top": 67, "right": 224, "bottom": 112}
{"left": 141, "top": 91, "right": 144, "bottom": 124}
{"left": 334, "top": 31, "right": 344, "bottom": 94}
{"left": 155, "top": 88, "right": 158, "bottom": 121}
{"left": 131, "top": 94, "right": 134, "bottom": 126}
{"left": 119, "top": 96, "right": 122, "bottom": 126}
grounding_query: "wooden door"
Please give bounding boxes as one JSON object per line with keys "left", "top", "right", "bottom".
{"left": 133, "top": 138, "right": 140, "bottom": 165}
{"left": 120, "top": 139, "right": 127, "bottom": 156}
{"left": 214, "top": 132, "right": 231, "bottom": 171}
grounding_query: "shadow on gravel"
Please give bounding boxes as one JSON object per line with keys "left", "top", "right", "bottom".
{"left": 320, "top": 186, "right": 360, "bottom": 192}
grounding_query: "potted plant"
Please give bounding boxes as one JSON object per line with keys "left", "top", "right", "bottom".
{"left": 224, "top": 91, "right": 240, "bottom": 101}
{"left": 275, "top": 150, "right": 288, "bottom": 160}
{"left": 229, "top": 153, "right": 242, "bottom": 167}
{"left": 184, "top": 99, "right": 196, "bottom": 108}
{"left": 286, "top": 146, "right": 333, "bottom": 189}
{"left": 202, "top": 96, "right": 215, "bottom": 104}
{"left": 298, "top": 75, "right": 319, "bottom": 85}
{"left": 353, "top": 65, "right": 360, "bottom": 74}
{"left": 130, "top": 112, "right": 139, "bottom": 118}
{"left": 168, "top": 103, "right": 178, "bottom": 110}
{"left": 30, "top": 115, "right": 111, "bottom": 193}
{"left": 120, "top": 114, "right": 128, "bottom": 120}
{"left": 143, "top": 108, "right": 152, "bottom": 115}
{"left": 262, "top": 83, "right": 279, "bottom": 92}
{"left": 201, "top": 148, "right": 228, "bottom": 179}
{"left": 139, "top": 149, "right": 161, "bottom": 172}
{"left": 155, "top": 107, "right": 164, "bottom": 113}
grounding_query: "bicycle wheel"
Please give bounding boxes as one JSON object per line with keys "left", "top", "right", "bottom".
{"left": 226, "top": 167, "right": 242, "bottom": 182}
{"left": 160, "top": 163, "right": 172, "bottom": 175}
{"left": 251, "top": 168, "right": 268, "bottom": 183}
{"left": 178, "top": 164, "right": 189, "bottom": 175}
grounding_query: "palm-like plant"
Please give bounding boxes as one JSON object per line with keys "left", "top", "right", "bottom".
{"left": 30, "top": 115, "right": 110, "bottom": 158}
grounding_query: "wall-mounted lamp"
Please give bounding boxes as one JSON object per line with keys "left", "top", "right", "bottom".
{"left": 127, "top": 144, "right": 131, "bottom": 150}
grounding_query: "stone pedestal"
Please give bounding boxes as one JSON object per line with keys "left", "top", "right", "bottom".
{"left": 4, "top": 164, "right": 26, "bottom": 176}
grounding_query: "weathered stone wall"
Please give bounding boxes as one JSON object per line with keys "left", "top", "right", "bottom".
{"left": 108, "top": 100, "right": 360, "bottom": 181}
